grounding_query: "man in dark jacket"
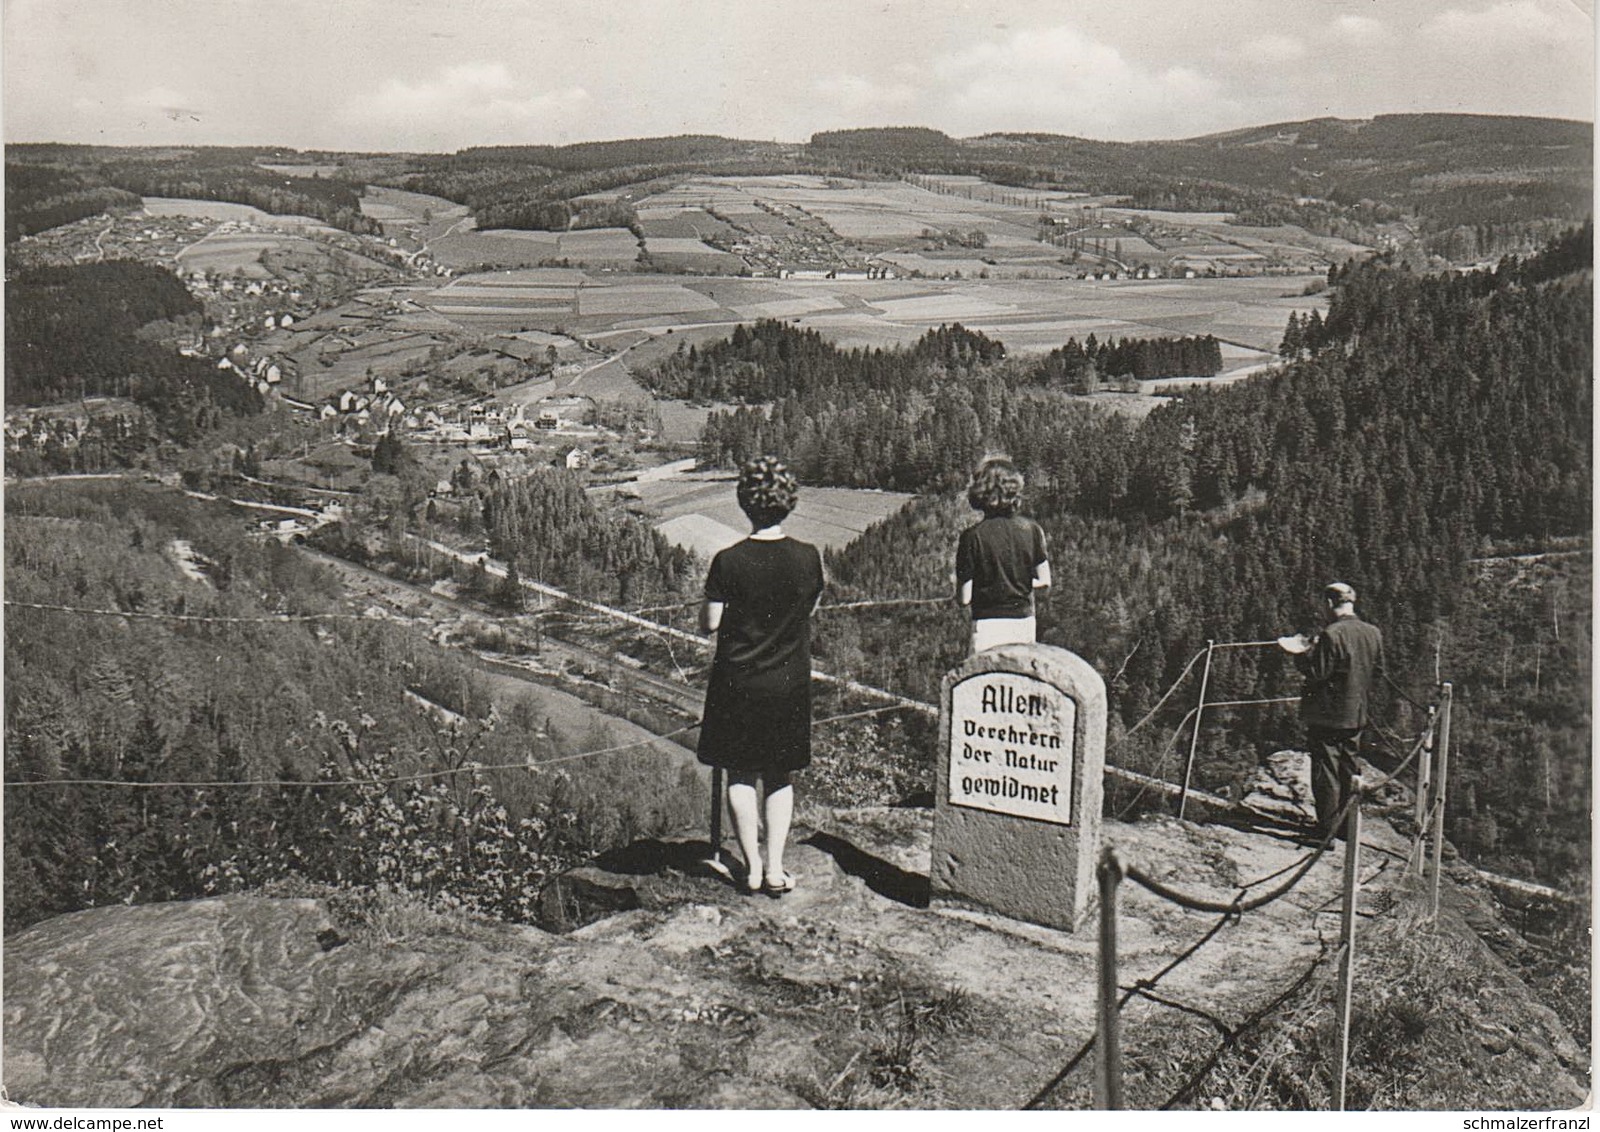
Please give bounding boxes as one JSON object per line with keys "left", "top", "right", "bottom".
{"left": 1279, "top": 582, "right": 1385, "bottom": 838}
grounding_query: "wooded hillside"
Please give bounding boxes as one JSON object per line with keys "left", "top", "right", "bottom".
{"left": 812, "top": 229, "right": 1590, "bottom": 891}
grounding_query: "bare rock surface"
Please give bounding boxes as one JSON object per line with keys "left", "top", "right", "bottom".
{"left": 4, "top": 805, "right": 1584, "bottom": 1109}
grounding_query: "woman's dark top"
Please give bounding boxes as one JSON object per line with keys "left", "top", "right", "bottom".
{"left": 697, "top": 536, "right": 824, "bottom": 772}
{"left": 956, "top": 515, "right": 1048, "bottom": 620}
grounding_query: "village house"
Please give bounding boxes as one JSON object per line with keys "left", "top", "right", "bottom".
{"left": 504, "top": 423, "right": 532, "bottom": 451}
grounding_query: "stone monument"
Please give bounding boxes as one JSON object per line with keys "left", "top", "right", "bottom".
{"left": 931, "top": 642, "right": 1107, "bottom": 930}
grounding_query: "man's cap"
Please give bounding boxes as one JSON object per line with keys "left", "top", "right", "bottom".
{"left": 1324, "top": 582, "right": 1357, "bottom": 604}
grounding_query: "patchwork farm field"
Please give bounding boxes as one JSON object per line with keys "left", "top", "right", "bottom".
{"left": 410, "top": 268, "right": 1326, "bottom": 357}
{"left": 215, "top": 171, "right": 1342, "bottom": 417}
{"left": 413, "top": 171, "right": 1352, "bottom": 288}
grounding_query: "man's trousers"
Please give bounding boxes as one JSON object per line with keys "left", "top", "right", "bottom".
{"left": 1306, "top": 725, "right": 1362, "bottom": 837}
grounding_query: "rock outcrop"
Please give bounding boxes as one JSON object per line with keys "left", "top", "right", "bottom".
{"left": 4, "top": 803, "right": 1585, "bottom": 1109}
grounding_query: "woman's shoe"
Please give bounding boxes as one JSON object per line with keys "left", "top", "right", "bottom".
{"left": 762, "top": 871, "right": 797, "bottom": 898}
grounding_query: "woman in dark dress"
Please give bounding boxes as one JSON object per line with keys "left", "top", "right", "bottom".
{"left": 698, "top": 457, "right": 823, "bottom": 896}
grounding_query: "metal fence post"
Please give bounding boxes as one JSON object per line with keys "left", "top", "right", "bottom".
{"left": 710, "top": 765, "right": 724, "bottom": 852}
{"left": 1177, "top": 640, "right": 1216, "bottom": 821}
{"left": 1410, "top": 704, "right": 1436, "bottom": 877}
{"left": 1333, "top": 788, "right": 1362, "bottom": 1111}
{"left": 1096, "top": 850, "right": 1125, "bottom": 1110}
{"left": 1414, "top": 704, "right": 1436, "bottom": 829}
{"left": 1429, "top": 683, "right": 1453, "bottom": 919}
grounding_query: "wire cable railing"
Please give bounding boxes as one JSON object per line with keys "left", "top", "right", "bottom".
{"left": 8, "top": 569, "right": 1502, "bottom": 1112}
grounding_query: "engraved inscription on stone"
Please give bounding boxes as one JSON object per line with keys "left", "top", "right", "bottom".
{"left": 948, "top": 672, "right": 1075, "bottom": 824}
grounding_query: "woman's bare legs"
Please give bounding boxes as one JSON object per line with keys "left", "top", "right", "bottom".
{"left": 728, "top": 770, "right": 796, "bottom": 891}
{"left": 726, "top": 777, "right": 763, "bottom": 890}
{"left": 763, "top": 777, "right": 793, "bottom": 887}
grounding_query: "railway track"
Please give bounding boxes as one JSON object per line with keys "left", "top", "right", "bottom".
{"left": 299, "top": 546, "right": 705, "bottom": 718}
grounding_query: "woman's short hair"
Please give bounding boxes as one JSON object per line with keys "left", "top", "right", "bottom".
{"left": 737, "top": 456, "right": 799, "bottom": 529}
{"left": 968, "top": 456, "right": 1024, "bottom": 516}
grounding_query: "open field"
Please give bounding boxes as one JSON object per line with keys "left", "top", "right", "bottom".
{"left": 261, "top": 257, "right": 1317, "bottom": 409}
{"left": 427, "top": 226, "right": 640, "bottom": 270}
{"left": 141, "top": 197, "right": 334, "bottom": 229}
{"left": 175, "top": 230, "right": 327, "bottom": 277}
{"left": 257, "top": 163, "right": 346, "bottom": 178}
{"left": 617, "top": 470, "right": 915, "bottom": 559}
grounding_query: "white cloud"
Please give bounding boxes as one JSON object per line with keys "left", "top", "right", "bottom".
{"left": 1410, "top": 0, "right": 1593, "bottom": 117}
{"left": 1332, "top": 14, "right": 1385, "bottom": 39}
{"left": 1424, "top": 0, "right": 1587, "bottom": 49}
{"left": 1240, "top": 33, "right": 1308, "bottom": 61}
{"left": 928, "top": 26, "right": 1236, "bottom": 139}
{"left": 125, "top": 85, "right": 196, "bottom": 111}
{"left": 339, "top": 62, "right": 590, "bottom": 149}
{"left": 812, "top": 73, "right": 917, "bottom": 116}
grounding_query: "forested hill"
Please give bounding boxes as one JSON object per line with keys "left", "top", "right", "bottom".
{"left": 820, "top": 227, "right": 1592, "bottom": 891}
{"left": 814, "top": 115, "right": 1593, "bottom": 249}
{"left": 654, "top": 325, "right": 1228, "bottom": 491}
{"left": 6, "top": 113, "right": 1587, "bottom": 252}
{"left": 385, "top": 113, "right": 1587, "bottom": 246}
{"left": 4, "top": 145, "right": 383, "bottom": 242}
{"left": 5, "top": 261, "right": 264, "bottom": 453}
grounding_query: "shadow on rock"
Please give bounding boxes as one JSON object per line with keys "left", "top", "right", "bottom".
{"left": 590, "top": 837, "right": 720, "bottom": 876}
{"left": 804, "top": 831, "right": 930, "bottom": 908}
{"left": 538, "top": 838, "right": 735, "bottom": 932}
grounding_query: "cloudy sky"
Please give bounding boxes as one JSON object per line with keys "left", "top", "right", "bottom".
{"left": 4, "top": 0, "right": 1593, "bottom": 151}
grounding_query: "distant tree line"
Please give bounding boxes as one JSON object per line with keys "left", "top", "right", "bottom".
{"left": 646, "top": 322, "right": 1224, "bottom": 490}
{"left": 98, "top": 156, "right": 381, "bottom": 234}
{"left": 5, "top": 118, "right": 1587, "bottom": 259}
{"left": 1032, "top": 333, "right": 1223, "bottom": 388}
{"left": 3, "top": 147, "right": 383, "bottom": 240}
{"left": 477, "top": 469, "right": 695, "bottom": 607}
{"left": 4, "top": 163, "right": 142, "bottom": 242}
{"left": 639, "top": 320, "right": 1006, "bottom": 403}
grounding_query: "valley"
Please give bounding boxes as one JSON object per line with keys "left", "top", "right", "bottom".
{"left": 3, "top": 123, "right": 1590, "bottom": 1112}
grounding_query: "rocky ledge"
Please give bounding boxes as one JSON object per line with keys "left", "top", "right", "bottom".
{"left": 4, "top": 786, "right": 1586, "bottom": 1109}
